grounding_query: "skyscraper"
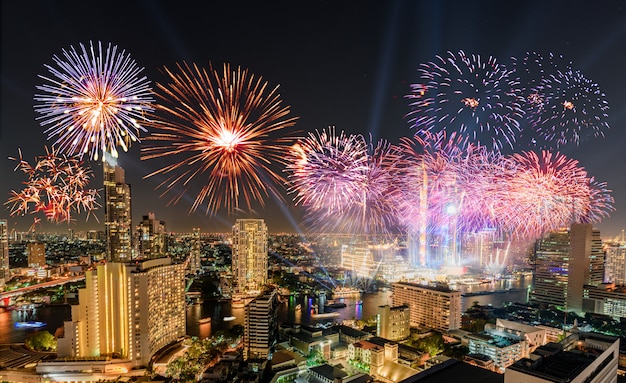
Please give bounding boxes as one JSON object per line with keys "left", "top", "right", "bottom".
{"left": 243, "top": 288, "right": 279, "bottom": 360}
{"left": 57, "top": 258, "right": 185, "bottom": 367}
{"left": 104, "top": 157, "right": 132, "bottom": 261}
{"left": 530, "top": 223, "right": 603, "bottom": 313}
{"left": 187, "top": 228, "right": 201, "bottom": 274}
{"left": 136, "top": 212, "right": 167, "bottom": 259}
{"left": 232, "top": 219, "right": 268, "bottom": 294}
{"left": 0, "top": 220, "right": 9, "bottom": 288}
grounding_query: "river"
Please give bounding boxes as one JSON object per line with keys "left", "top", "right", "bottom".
{"left": 0, "top": 275, "right": 530, "bottom": 343}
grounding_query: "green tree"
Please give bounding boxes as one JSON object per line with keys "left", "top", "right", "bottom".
{"left": 25, "top": 331, "right": 56, "bottom": 351}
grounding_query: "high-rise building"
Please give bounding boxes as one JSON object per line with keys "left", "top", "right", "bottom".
{"left": 104, "top": 157, "right": 132, "bottom": 262}
{"left": 187, "top": 228, "right": 201, "bottom": 275}
{"left": 243, "top": 288, "right": 279, "bottom": 360}
{"left": 604, "top": 243, "right": 626, "bottom": 284}
{"left": 0, "top": 220, "right": 9, "bottom": 288}
{"left": 57, "top": 258, "right": 185, "bottom": 367}
{"left": 26, "top": 242, "right": 46, "bottom": 267}
{"left": 232, "top": 219, "right": 268, "bottom": 294}
{"left": 530, "top": 223, "right": 603, "bottom": 313}
{"left": 136, "top": 212, "right": 167, "bottom": 259}
{"left": 391, "top": 282, "right": 462, "bottom": 332}
{"left": 377, "top": 304, "right": 410, "bottom": 341}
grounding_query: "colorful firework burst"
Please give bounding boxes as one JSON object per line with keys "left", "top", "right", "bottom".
{"left": 530, "top": 69, "right": 610, "bottom": 148}
{"left": 407, "top": 50, "right": 525, "bottom": 151}
{"left": 498, "top": 150, "right": 613, "bottom": 238}
{"left": 34, "top": 41, "right": 153, "bottom": 161}
{"left": 5, "top": 148, "right": 100, "bottom": 227}
{"left": 285, "top": 127, "right": 369, "bottom": 221}
{"left": 142, "top": 62, "right": 298, "bottom": 214}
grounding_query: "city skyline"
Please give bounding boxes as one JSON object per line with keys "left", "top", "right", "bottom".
{"left": 1, "top": 1, "right": 625, "bottom": 237}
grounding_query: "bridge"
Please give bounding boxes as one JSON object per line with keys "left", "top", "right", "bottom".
{"left": 0, "top": 275, "right": 85, "bottom": 306}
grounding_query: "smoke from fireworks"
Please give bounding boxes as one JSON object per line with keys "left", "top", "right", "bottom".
{"left": 407, "top": 50, "right": 525, "bottom": 152}
{"left": 5, "top": 148, "right": 100, "bottom": 228}
{"left": 34, "top": 41, "right": 154, "bottom": 161}
{"left": 142, "top": 62, "right": 298, "bottom": 214}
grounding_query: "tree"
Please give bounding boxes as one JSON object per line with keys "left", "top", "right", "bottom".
{"left": 25, "top": 331, "right": 56, "bottom": 351}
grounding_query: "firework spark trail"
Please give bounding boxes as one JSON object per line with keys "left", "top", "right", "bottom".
{"left": 407, "top": 50, "right": 525, "bottom": 152}
{"left": 34, "top": 41, "right": 153, "bottom": 161}
{"left": 496, "top": 151, "right": 614, "bottom": 239}
{"left": 390, "top": 132, "right": 613, "bottom": 241}
{"left": 511, "top": 52, "right": 609, "bottom": 148}
{"left": 533, "top": 69, "right": 609, "bottom": 148}
{"left": 142, "top": 62, "right": 298, "bottom": 215}
{"left": 5, "top": 148, "right": 100, "bottom": 227}
{"left": 285, "top": 128, "right": 368, "bottom": 227}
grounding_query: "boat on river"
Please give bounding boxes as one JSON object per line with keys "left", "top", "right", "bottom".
{"left": 223, "top": 316, "right": 236, "bottom": 322}
{"left": 198, "top": 317, "right": 212, "bottom": 324}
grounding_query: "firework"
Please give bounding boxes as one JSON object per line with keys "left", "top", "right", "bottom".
{"left": 530, "top": 69, "right": 609, "bottom": 148}
{"left": 142, "top": 62, "right": 298, "bottom": 214}
{"left": 34, "top": 41, "right": 153, "bottom": 161}
{"left": 285, "top": 127, "right": 369, "bottom": 221}
{"left": 5, "top": 147, "right": 100, "bottom": 226}
{"left": 498, "top": 151, "right": 613, "bottom": 238}
{"left": 407, "top": 50, "right": 525, "bottom": 151}
{"left": 511, "top": 52, "right": 608, "bottom": 148}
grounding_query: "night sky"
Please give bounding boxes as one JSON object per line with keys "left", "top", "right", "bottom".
{"left": 1, "top": 1, "right": 625, "bottom": 236}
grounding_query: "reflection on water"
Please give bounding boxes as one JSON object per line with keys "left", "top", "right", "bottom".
{"left": 0, "top": 305, "right": 71, "bottom": 344}
{"left": 0, "top": 276, "right": 531, "bottom": 343}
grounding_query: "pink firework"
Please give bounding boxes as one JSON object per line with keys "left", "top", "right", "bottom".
{"left": 34, "top": 41, "right": 154, "bottom": 161}
{"left": 498, "top": 151, "right": 613, "bottom": 238}
{"left": 5, "top": 148, "right": 100, "bottom": 226}
{"left": 286, "top": 127, "right": 368, "bottom": 219}
{"left": 142, "top": 62, "right": 298, "bottom": 214}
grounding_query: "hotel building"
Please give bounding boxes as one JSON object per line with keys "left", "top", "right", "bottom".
{"left": 232, "top": 219, "right": 268, "bottom": 294}
{"left": 391, "top": 282, "right": 462, "bottom": 332}
{"left": 57, "top": 258, "right": 185, "bottom": 367}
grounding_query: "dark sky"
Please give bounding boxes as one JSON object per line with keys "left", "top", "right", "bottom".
{"left": 1, "top": 0, "right": 625, "bottom": 236}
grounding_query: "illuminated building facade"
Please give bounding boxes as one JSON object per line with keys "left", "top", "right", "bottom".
{"left": 187, "top": 228, "right": 201, "bottom": 274}
{"left": 232, "top": 219, "right": 268, "bottom": 294}
{"left": 604, "top": 244, "right": 626, "bottom": 284}
{"left": 57, "top": 258, "right": 185, "bottom": 367}
{"left": 341, "top": 243, "right": 377, "bottom": 278}
{"left": 136, "top": 212, "right": 167, "bottom": 259}
{"left": 104, "top": 157, "right": 132, "bottom": 262}
{"left": 27, "top": 242, "right": 46, "bottom": 267}
{"left": 244, "top": 288, "right": 279, "bottom": 360}
{"left": 530, "top": 223, "right": 603, "bottom": 313}
{"left": 391, "top": 282, "right": 461, "bottom": 332}
{"left": 377, "top": 304, "right": 410, "bottom": 341}
{"left": 0, "top": 220, "right": 8, "bottom": 288}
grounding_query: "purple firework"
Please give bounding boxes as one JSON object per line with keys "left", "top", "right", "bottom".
{"left": 407, "top": 50, "right": 525, "bottom": 152}
{"left": 34, "top": 41, "right": 153, "bottom": 161}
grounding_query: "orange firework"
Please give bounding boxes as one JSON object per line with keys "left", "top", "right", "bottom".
{"left": 142, "top": 62, "right": 298, "bottom": 214}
